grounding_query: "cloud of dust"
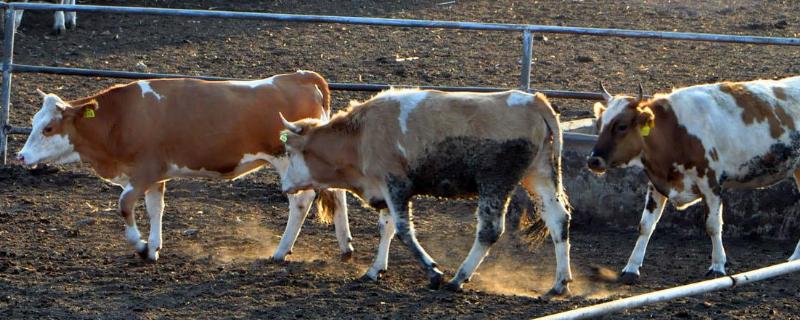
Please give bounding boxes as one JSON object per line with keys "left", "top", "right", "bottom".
{"left": 421, "top": 229, "right": 628, "bottom": 299}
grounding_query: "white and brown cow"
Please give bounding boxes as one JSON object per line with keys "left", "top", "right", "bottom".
{"left": 278, "top": 88, "right": 573, "bottom": 294}
{"left": 587, "top": 77, "right": 800, "bottom": 284}
{"left": 5, "top": 0, "right": 78, "bottom": 34}
{"left": 17, "top": 71, "right": 355, "bottom": 262}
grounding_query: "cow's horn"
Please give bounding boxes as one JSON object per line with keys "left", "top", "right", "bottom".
{"left": 637, "top": 83, "right": 645, "bottom": 101}
{"left": 36, "top": 88, "right": 47, "bottom": 98}
{"left": 319, "top": 106, "right": 330, "bottom": 123}
{"left": 279, "top": 112, "right": 302, "bottom": 134}
{"left": 599, "top": 81, "right": 612, "bottom": 101}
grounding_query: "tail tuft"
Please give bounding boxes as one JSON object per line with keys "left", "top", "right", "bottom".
{"left": 313, "top": 189, "right": 340, "bottom": 224}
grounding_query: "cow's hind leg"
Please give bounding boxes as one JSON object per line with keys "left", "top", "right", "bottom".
{"left": 620, "top": 184, "right": 668, "bottom": 284}
{"left": 522, "top": 174, "right": 573, "bottom": 296}
{"left": 119, "top": 184, "right": 147, "bottom": 259}
{"left": 444, "top": 191, "right": 509, "bottom": 292}
{"left": 365, "top": 208, "right": 395, "bottom": 280}
{"left": 704, "top": 194, "right": 727, "bottom": 277}
{"left": 382, "top": 178, "right": 444, "bottom": 289}
{"left": 143, "top": 182, "right": 166, "bottom": 261}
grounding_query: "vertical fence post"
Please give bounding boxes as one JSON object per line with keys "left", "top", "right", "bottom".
{"left": 0, "top": 7, "right": 15, "bottom": 165}
{"left": 519, "top": 30, "right": 533, "bottom": 92}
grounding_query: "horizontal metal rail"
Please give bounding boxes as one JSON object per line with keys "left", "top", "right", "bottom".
{"left": 12, "top": 64, "right": 606, "bottom": 100}
{"left": 5, "top": 2, "right": 800, "bottom": 46}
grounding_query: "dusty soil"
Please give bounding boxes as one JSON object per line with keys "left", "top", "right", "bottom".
{"left": 2, "top": 0, "right": 800, "bottom": 319}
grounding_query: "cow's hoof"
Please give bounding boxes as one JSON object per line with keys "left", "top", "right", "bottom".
{"left": 705, "top": 269, "right": 726, "bottom": 278}
{"left": 340, "top": 250, "right": 353, "bottom": 262}
{"left": 66, "top": 21, "right": 76, "bottom": 30}
{"left": 427, "top": 273, "right": 445, "bottom": 290}
{"left": 364, "top": 269, "right": 385, "bottom": 281}
{"left": 619, "top": 272, "right": 640, "bottom": 285}
{"left": 442, "top": 281, "right": 463, "bottom": 292}
{"left": 52, "top": 27, "right": 65, "bottom": 36}
{"left": 543, "top": 286, "right": 571, "bottom": 298}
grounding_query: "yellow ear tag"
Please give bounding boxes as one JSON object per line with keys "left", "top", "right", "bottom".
{"left": 640, "top": 124, "right": 652, "bottom": 137}
{"left": 83, "top": 108, "right": 96, "bottom": 119}
{"left": 279, "top": 131, "right": 288, "bottom": 143}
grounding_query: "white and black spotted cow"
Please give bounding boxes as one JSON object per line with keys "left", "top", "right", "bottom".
{"left": 587, "top": 77, "right": 800, "bottom": 284}
{"left": 278, "top": 88, "right": 573, "bottom": 294}
{"left": 5, "top": 0, "right": 78, "bottom": 34}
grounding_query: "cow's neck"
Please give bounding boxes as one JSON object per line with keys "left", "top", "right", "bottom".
{"left": 64, "top": 101, "right": 124, "bottom": 179}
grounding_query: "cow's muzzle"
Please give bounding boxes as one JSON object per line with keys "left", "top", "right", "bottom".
{"left": 586, "top": 155, "right": 608, "bottom": 174}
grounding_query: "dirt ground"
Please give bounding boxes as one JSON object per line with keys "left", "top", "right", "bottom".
{"left": 2, "top": 0, "right": 800, "bottom": 319}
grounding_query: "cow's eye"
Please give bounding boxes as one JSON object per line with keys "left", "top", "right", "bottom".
{"left": 616, "top": 124, "right": 628, "bottom": 132}
{"left": 43, "top": 126, "right": 53, "bottom": 134}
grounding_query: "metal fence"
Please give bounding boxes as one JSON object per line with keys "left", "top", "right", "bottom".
{"left": 1, "top": 2, "right": 800, "bottom": 163}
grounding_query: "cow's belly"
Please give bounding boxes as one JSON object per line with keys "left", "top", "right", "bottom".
{"left": 407, "top": 137, "right": 537, "bottom": 198}
{"left": 166, "top": 152, "right": 274, "bottom": 180}
{"left": 719, "top": 134, "right": 800, "bottom": 189}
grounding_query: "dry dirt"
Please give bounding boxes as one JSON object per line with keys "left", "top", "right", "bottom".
{"left": 2, "top": 0, "right": 800, "bottom": 319}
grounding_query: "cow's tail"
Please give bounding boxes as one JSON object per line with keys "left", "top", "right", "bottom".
{"left": 535, "top": 92, "right": 570, "bottom": 212}
{"left": 513, "top": 93, "right": 571, "bottom": 247}
{"left": 297, "top": 70, "right": 332, "bottom": 119}
{"left": 312, "top": 189, "right": 341, "bottom": 224}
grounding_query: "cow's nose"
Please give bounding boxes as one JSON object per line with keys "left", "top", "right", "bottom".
{"left": 15, "top": 153, "right": 24, "bottom": 164}
{"left": 586, "top": 156, "right": 607, "bottom": 173}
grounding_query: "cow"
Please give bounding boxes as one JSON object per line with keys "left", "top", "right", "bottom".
{"left": 278, "top": 88, "right": 573, "bottom": 294}
{"left": 16, "top": 70, "right": 355, "bottom": 263}
{"left": 587, "top": 77, "right": 800, "bottom": 285}
{"left": 4, "top": 1, "right": 78, "bottom": 34}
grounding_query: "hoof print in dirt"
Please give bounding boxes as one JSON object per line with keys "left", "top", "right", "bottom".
{"left": 618, "top": 272, "right": 640, "bottom": 285}
{"left": 705, "top": 269, "right": 726, "bottom": 278}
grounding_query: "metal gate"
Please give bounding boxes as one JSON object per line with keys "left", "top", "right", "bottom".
{"left": 1, "top": 2, "right": 799, "bottom": 163}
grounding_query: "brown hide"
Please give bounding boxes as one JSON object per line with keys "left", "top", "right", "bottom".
{"left": 640, "top": 99, "right": 714, "bottom": 196}
{"left": 59, "top": 71, "right": 330, "bottom": 188}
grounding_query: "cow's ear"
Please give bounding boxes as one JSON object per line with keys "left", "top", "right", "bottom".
{"left": 74, "top": 99, "right": 99, "bottom": 119}
{"left": 593, "top": 102, "right": 606, "bottom": 119}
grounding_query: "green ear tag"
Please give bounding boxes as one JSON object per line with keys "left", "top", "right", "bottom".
{"left": 640, "top": 125, "right": 651, "bottom": 137}
{"left": 279, "top": 131, "right": 288, "bottom": 143}
{"left": 84, "top": 108, "right": 96, "bottom": 119}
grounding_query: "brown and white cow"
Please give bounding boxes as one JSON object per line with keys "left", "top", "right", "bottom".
{"left": 17, "top": 71, "right": 354, "bottom": 262}
{"left": 5, "top": 0, "right": 78, "bottom": 34}
{"left": 587, "top": 77, "right": 800, "bottom": 284}
{"left": 278, "top": 88, "right": 573, "bottom": 294}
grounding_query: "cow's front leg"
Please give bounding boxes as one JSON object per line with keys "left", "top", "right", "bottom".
{"left": 52, "top": 10, "right": 66, "bottom": 35}
{"left": 119, "top": 184, "right": 147, "bottom": 258}
{"left": 365, "top": 208, "right": 395, "bottom": 280}
{"left": 704, "top": 194, "right": 727, "bottom": 277}
{"left": 382, "top": 178, "right": 444, "bottom": 289}
{"left": 331, "top": 189, "right": 355, "bottom": 261}
{"left": 620, "top": 184, "right": 667, "bottom": 284}
{"left": 273, "top": 189, "right": 315, "bottom": 261}
{"left": 64, "top": 0, "right": 76, "bottom": 29}
{"left": 143, "top": 182, "right": 166, "bottom": 261}
{"left": 445, "top": 193, "right": 507, "bottom": 292}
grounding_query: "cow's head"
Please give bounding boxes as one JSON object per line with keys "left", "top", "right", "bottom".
{"left": 586, "top": 83, "right": 654, "bottom": 174}
{"left": 17, "top": 90, "right": 86, "bottom": 166}
{"left": 278, "top": 110, "right": 361, "bottom": 194}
